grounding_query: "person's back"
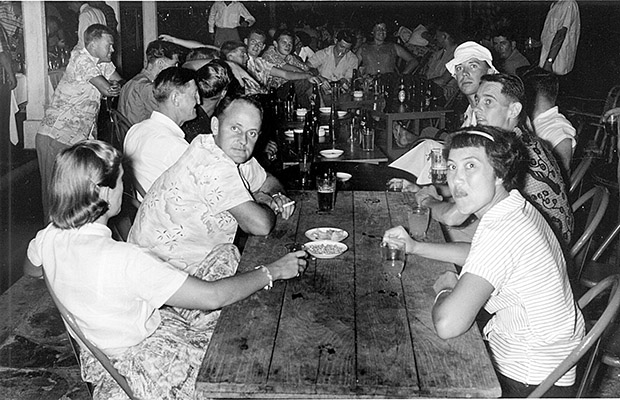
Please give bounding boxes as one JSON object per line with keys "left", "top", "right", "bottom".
{"left": 465, "top": 189, "right": 583, "bottom": 388}
{"left": 123, "top": 67, "right": 198, "bottom": 193}
{"left": 119, "top": 40, "right": 181, "bottom": 125}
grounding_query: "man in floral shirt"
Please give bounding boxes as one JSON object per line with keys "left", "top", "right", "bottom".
{"left": 36, "top": 24, "right": 122, "bottom": 220}
{"left": 128, "top": 95, "right": 293, "bottom": 273}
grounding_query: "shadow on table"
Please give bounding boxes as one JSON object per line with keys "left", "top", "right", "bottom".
{"left": 276, "top": 162, "right": 417, "bottom": 191}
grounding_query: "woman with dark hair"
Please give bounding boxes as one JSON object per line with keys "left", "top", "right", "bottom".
{"left": 25, "top": 140, "right": 306, "bottom": 399}
{"left": 383, "top": 125, "right": 584, "bottom": 397}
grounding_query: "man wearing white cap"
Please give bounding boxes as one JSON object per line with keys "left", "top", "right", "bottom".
{"left": 391, "top": 41, "right": 498, "bottom": 175}
{"left": 392, "top": 41, "right": 498, "bottom": 148}
{"left": 445, "top": 41, "right": 498, "bottom": 127}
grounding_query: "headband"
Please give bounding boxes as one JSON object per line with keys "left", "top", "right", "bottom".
{"left": 465, "top": 130, "right": 495, "bottom": 142}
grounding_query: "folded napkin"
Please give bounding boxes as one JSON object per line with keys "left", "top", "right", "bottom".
{"left": 389, "top": 139, "right": 443, "bottom": 185}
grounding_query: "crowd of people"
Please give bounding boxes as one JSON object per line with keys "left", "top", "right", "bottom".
{"left": 22, "top": 0, "right": 590, "bottom": 398}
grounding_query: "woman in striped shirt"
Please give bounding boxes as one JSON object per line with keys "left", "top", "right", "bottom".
{"left": 383, "top": 125, "right": 584, "bottom": 397}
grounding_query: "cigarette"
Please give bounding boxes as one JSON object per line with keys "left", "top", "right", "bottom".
{"left": 281, "top": 200, "right": 295, "bottom": 208}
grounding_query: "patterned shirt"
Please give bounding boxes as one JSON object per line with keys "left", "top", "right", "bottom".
{"left": 261, "top": 46, "right": 308, "bottom": 88}
{"left": 519, "top": 128, "right": 573, "bottom": 246}
{"left": 463, "top": 190, "right": 584, "bottom": 386}
{"left": 247, "top": 55, "right": 274, "bottom": 87}
{"left": 37, "top": 47, "right": 116, "bottom": 145}
{"left": 128, "top": 134, "right": 267, "bottom": 272}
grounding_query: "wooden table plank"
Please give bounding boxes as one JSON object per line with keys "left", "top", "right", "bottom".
{"left": 196, "top": 196, "right": 302, "bottom": 397}
{"left": 268, "top": 191, "right": 357, "bottom": 396}
{"left": 196, "top": 190, "right": 501, "bottom": 398}
{"left": 353, "top": 192, "right": 419, "bottom": 397}
{"left": 386, "top": 192, "right": 502, "bottom": 398}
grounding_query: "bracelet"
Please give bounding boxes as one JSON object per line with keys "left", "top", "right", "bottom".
{"left": 255, "top": 265, "right": 273, "bottom": 290}
{"left": 434, "top": 289, "right": 452, "bottom": 303}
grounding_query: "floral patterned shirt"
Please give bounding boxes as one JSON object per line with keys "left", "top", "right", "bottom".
{"left": 38, "top": 48, "right": 116, "bottom": 145}
{"left": 261, "top": 45, "right": 308, "bottom": 88}
{"left": 128, "top": 134, "right": 266, "bottom": 272}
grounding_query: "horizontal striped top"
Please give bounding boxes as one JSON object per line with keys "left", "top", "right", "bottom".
{"left": 462, "top": 190, "right": 584, "bottom": 386}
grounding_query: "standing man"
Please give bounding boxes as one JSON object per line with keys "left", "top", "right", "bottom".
{"left": 74, "top": 1, "right": 106, "bottom": 50}
{"left": 539, "top": 0, "right": 580, "bottom": 75}
{"left": 492, "top": 29, "right": 530, "bottom": 75}
{"left": 36, "top": 24, "right": 121, "bottom": 221}
{"left": 208, "top": 1, "right": 255, "bottom": 47}
{"left": 118, "top": 40, "right": 181, "bottom": 125}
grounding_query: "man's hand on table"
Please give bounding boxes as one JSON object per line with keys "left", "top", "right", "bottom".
{"left": 257, "top": 192, "right": 295, "bottom": 220}
{"left": 415, "top": 185, "right": 443, "bottom": 206}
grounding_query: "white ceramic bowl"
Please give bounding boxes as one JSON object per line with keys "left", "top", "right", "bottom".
{"left": 353, "top": 90, "right": 363, "bottom": 98}
{"left": 319, "top": 107, "right": 331, "bottom": 114}
{"left": 303, "top": 240, "right": 348, "bottom": 259}
{"left": 336, "top": 172, "right": 352, "bottom": 182}
{"left": 296, "top": 108, "right": 308, "bottom": 117}
{"left": 284, "top": 129, "right": 294, "bottom": 138}
{"left": 337, "top": 111, "right": 347, "bottom": 118}
{"left": 320, "top": 149, "right": 344, "bottom": 159}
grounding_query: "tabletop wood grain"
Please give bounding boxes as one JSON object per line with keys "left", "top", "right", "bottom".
{"left": 196, "top": 191, "right": 501, "bottom": 398}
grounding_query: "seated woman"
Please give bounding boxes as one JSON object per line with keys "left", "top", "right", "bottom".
{"left": 24, "top": 140, "right": 306, "bottom": 399}
{"left": 383, "top": 125, "right": 584, "bottom": 397}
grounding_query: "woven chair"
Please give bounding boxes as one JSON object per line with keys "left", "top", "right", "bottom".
{"left": 528, "top": 274, "right": 620, "bottom": 398}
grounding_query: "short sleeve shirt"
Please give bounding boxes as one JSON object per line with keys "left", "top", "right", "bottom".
{"left": 462, "top": 190, "right": 584, "bottom": 386}
{"left": 261, "top": 46, "right": 308, "bottom": 88}
{"left": 128, "top": 134, "right": 265, "bottom": 272}
{"left": 38, "top": 48, "right": 116, "bottom": 145}
{"left": 118, "top": 69, "right": 158, "bottom": 125}
{"left": 27, "top": 223, "right": 187, "bottom": 355}
{"left": 247, "top": 55, "right": 274, "bottom": 86}
{"left": 308, "top": 45, "right": 359, "bottom": 81}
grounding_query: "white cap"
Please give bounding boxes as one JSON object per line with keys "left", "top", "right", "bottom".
{"left": 445, "top": 41, "right": 498, "bottom": 76}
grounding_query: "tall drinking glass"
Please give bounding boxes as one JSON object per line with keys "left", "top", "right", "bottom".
{"left": 316, "top": 173, "right": 336, "bottom": 211}
{"left": 431, "top": 148, "right": 447, "bottom": 184}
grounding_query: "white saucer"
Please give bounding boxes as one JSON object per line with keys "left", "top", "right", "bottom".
{"left": 320, "top": 149, "right": 344, "bottom": 158}
{"left": 336, "top": 172, "right": 352, "bottom": 182}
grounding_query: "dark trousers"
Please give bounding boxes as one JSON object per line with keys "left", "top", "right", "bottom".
{"left": 498, "top": 372, "right": 576, "bottom": 398}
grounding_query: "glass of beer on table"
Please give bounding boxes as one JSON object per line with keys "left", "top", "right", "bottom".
{"left": 316, "top": 172, "right": 336, "bottom": 212}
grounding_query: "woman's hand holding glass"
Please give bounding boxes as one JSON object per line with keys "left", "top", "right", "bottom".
{"left": 267, "top": 250, "right": 308, "bottom": 279}
{"left": 382, "top": 226, "right": 416, "bottom": 254}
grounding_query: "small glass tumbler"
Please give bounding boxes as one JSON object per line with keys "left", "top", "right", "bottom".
{"left": 380, "top": 240, "right": 406, "bottom": 277}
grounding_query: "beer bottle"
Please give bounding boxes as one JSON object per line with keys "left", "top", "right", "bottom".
{"left": 329, "top": 100, "right": 338, "bottom": 147}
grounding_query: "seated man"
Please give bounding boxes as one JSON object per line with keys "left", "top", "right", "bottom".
{"left": 182, "top": 46, "right": 221, "bottom": 71}
{"left": 492, "top": 29, "right": 530, "bottom": 75}
{"left": 392, "top": 41, "right": 498, "bottom": 147}
{"left": 244, "top": 29, "right": 322, "bottom": 107}
{"left": 182, "top": 60, "right": 232, "bottom": 143}
{"left": 307, "top": 29, "right": 359, "bottom": 91}
{"left": 118, "top": 40, "right": 181, "bottom": 125}
{"left": 260, "top": 29, "right": 317, "bottom": 108}
{"left": 416, "top": 73, "right": 573, "bottom": 248}
{"left": 128, "top": 95, "right": 294, "bottom": 272}
{"left": 123, "top": 67, "right": 199, "bottom": 194}
{"left": 221, "top": 40, "right": 266, "bottom": 95}
{"left": 523, "top": 68, "right": 576, "bottom": 174}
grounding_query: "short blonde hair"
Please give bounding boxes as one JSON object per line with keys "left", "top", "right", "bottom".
{"left": 49, "top": 141, "right": 122, "bottom": 229}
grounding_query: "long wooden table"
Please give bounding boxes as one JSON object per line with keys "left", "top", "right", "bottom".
{"left": 196, "top": 191, "right": 501, "bottom": 398}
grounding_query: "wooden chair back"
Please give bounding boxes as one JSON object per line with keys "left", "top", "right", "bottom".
{"left": 42, "top": 271, "right": 140, "bottom": 400}
{"left": 528, "top": 274, "right": 620, "bottom": 398}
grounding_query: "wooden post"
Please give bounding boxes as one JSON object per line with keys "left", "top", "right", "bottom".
{"left": 21, "top": 1, "right": 48, "bottom": 149}
{"left": 142, "top": 1, "right": 158, "bottom": 52}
